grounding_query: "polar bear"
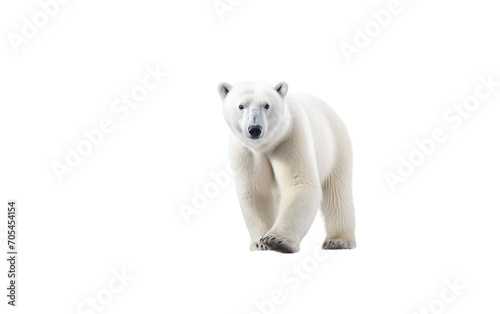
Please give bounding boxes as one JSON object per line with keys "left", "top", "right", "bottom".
{"left": 218, "top": 81, "right": 356, "bottom": 253}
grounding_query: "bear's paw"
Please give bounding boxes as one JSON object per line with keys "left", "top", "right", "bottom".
{"left": 260, "top": 235, "right": 297, "bottom": 253}
{"left": 322, "top": 238, "right": 354, "bottom": 250}
{"left": 250, "top": 242, "right": 272, "bottom": 251}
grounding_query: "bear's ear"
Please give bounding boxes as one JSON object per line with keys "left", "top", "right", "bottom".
{"left": 274, "top": 82, "right": 288, "bottom": 98}
{"left": 218, "top": 82, "right": 232, "bottom": 100}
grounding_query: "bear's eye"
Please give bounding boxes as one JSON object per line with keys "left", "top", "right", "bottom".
{"left": 238, "top": 104, "right": 244, "bottom": 110}
{"left": 264, "top": 104, "right": 270, "bottom": 110}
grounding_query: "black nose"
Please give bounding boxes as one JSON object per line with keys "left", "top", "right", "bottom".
{"left": 248, "top": 125, "right": 262, "bottom": 138}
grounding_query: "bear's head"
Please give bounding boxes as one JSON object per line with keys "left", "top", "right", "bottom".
{"left": 218, "top": 81, "right": 289, "bottom": 150}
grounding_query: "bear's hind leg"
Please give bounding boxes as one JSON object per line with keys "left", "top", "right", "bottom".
{"left": 321, "top": 169, "right": 356, "bottom": 250}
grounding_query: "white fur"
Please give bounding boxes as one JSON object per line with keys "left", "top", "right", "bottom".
{"left": 218, "top": 81, "right": 356, "bottom": 253}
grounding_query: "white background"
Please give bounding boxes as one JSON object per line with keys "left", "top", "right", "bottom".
{"left": 1, "top": 0, "right": 499, "bottom": 313}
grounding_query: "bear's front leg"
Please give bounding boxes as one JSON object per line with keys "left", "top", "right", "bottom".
{"left": 261, "top": 150, "right": 322, "bottom": 253}
{"left": 230, "top": 141, "right": 279, "bottom": 251}
{"left": 240, "top": 189, "right": 278, "bottom": 251}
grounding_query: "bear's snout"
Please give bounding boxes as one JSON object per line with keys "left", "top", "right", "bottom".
{"left": 248, "top": 125, "right": 263, "bottom": 139}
